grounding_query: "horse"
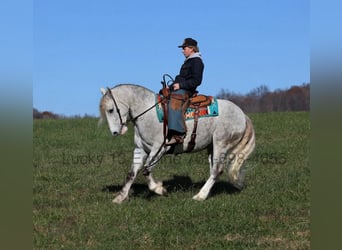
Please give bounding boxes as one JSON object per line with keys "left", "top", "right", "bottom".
{"left": 99, "top": 84, "right": 255, "bottom": 204}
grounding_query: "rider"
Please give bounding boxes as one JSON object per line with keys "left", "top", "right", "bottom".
{"left": 165, "top": 38, "right": 205, "bottom": 145}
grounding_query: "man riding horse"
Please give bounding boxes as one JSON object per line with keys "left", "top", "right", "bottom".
{"left": 165, "top": 38, "right": 204, "bottom": 145}
{"left": 99, "top": 38, "right": 255, "bottom": 203}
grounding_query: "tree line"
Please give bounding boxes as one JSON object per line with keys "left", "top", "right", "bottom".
{"left": 33, "top": 83, "right": 310, "bottom": 119}
{"left": 216, "top": 83, "right": 310, "bottom": 113}
{"left": 33, "top": 109, "right": 95, "bottom": 119}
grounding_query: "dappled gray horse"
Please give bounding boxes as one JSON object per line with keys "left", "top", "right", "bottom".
{"left": 99, "top": 84, "right": 255, "bottom": 204}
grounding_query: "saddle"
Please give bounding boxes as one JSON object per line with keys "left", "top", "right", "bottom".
{"left": 186, "top": 93, "right": 212, "bottom": 152}
{"left": 189, "top": 94, "right": 212, "bottom": 109}
{"left": 160, "top": 88, "right": 211, "bottom": 108}
{"left": 158, "top": 87, "right": 217, "bottom": 152}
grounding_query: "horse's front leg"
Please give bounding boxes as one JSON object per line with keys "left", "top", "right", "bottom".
{"left": 142, "top": 146, "right": 167, "bottom": 196}
{"left": 113, "top": 148, "right": 147, "bottom": 204}
{"left": 143, "top": 168, "right": 167, "bottom": 196}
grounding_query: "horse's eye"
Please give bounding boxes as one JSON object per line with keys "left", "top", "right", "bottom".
{"left": 108, "top": 109, "right": 114, "bottom": 114}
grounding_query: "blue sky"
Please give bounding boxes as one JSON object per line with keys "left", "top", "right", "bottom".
{"left": 33, "top": 0, "right": 309, "bottom": 116}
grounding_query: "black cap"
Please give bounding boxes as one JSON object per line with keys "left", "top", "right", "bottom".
{"left": 178, "top": 38, "right": 198, "bottom": 48}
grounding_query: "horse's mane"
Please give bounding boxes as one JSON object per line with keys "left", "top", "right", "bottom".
{"left": 112, "top": 84, "right": 154, "bottom": 94}
{"left": 98, "top": 84, "right": 154, "bottom": 126}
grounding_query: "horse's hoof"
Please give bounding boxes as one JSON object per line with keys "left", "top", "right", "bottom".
{"left": 156, "top": 181, "right": 163, "bottom": 187}
{"left": 155, "top": 186, "right": 167, "bottom": 196}
{"left": 112, "top": 194, "right": 127, "bottom": 204}
{"left": 192, "top": 194, "right": 206, "bottom": 201}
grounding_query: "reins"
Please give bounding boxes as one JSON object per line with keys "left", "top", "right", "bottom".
{"left": 106, "top": 87, "right": 168, "bottom": 125}
{"left": 106, "top": 74, "right": 174, "bottom": 125}
{"left": 131, "top": 74, "right": 174, "bottom": 122}
{"left": 130, "top": 97, "right": 166, "bottom": 123}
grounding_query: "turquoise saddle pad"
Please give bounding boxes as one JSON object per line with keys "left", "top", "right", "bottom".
{"left": 155, "top": 95, "right": 219, "bottom": 123}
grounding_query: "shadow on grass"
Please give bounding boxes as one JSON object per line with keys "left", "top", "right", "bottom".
{"left": 102, "top": 175, "right": 241, "bottom": 199}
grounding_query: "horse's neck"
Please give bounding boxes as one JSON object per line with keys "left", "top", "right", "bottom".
{"left": 118, "top": 85, "right": 155, "bottom": 120}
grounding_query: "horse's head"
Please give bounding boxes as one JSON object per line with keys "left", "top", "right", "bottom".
{"left": 99, "top": 87, "right": 128, "bottom": 136}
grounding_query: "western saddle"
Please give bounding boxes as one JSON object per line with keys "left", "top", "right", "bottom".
{"left": 160, "top": 88, "right": 212, "bottom": 152}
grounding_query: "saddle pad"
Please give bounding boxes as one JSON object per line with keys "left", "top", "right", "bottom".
{"left": 155, "top": 95, "right": 219, "bottom": 123}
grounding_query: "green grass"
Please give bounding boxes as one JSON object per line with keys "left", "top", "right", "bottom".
{"left": 33, "top": 112, "right": 310, "bottom": 249}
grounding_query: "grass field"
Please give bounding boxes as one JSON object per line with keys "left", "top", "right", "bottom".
{"left": 33, "top": 112, "right": 310, "bottom": 249}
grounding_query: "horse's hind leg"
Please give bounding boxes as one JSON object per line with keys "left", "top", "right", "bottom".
{"left": 227, "top": 118, "right": 255, "bottom": 189}
{"left": 193, "top": 147, "right": 224, "bottom": 201}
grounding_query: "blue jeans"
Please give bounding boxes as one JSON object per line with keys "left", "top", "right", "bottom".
{"left": 167, "top": 89, "right": 189, "bottom": 134}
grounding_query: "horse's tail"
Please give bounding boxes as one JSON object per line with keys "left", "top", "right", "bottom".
{"left": 226, "top": 115, "right": 256, "bottom": 189}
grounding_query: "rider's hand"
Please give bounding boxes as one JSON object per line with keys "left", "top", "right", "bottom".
{"left": 172, "top": 83, "right": 180, "bottom": 90}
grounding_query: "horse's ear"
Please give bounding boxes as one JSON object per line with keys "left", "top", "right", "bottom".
{"left": 100, "top": 87, "right": 107, "bottom": 95}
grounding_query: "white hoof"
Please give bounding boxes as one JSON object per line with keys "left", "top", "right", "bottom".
{"left": 155, "top": 181, "right": 163, "bottom": 187}
{"left": 154, "top": 186, "right": 167, "bottom": 196}
{"left": 192, "top": 193, "right": 206, "bottom": 201}
{"left": 149, "top": 181, "right": 167, "bottom": 196}
{"left": 112, "top": 193, "right": 127, "bottom": 204}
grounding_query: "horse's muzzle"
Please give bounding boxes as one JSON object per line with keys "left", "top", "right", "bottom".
{"left": 112, "top": 125, "right": 128, "bottom": 136}
{"left": 120, "top": 125, "right": 128, "bottom": 135}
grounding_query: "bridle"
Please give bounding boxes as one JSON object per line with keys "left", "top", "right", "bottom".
{"left": 105, "top": 75, "right": 173, "bottom": 135}
{"left": 106, "top": 87, "right": 126, "bottom": 130}
{"left": 106, "top": 86, "right": 167, "bottom": 129}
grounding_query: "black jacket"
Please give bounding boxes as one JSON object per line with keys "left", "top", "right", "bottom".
{"left": 175, "top": 55, "right": 204, "bottom": 95}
